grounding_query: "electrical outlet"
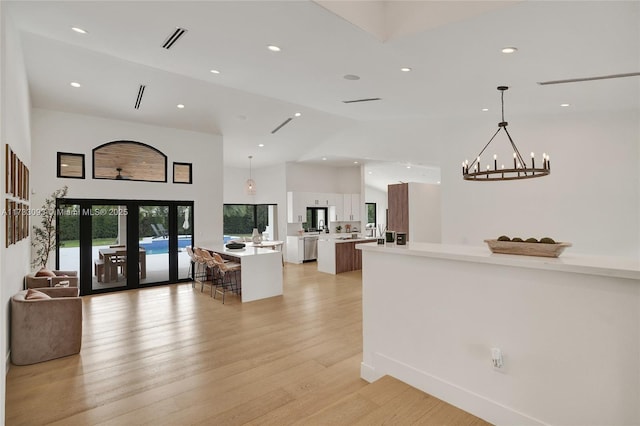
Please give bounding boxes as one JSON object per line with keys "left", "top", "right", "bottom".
{"left": 491, "top": 347, "right": 504, "bottom": 369}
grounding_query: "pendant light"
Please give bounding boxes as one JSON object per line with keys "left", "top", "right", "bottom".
{"left": 462, "top": 86, "right": 550, "bottom": 181}
{"left": 245, "top": 155, "right": 256, "bottom": 195}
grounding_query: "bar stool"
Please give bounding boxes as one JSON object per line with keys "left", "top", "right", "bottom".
{"left": 211, "top": 252, "right": 241, "bottom": 304}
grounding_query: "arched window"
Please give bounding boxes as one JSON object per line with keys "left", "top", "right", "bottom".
{"left": 92, "top": 141, "right": 167, "bottom": 182}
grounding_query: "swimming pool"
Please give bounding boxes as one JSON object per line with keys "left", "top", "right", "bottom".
{"left": 139, "top": 236, "right": 193, "bottom": 254}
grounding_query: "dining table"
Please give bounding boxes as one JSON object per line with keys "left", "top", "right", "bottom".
{"left": 98, "top": 247, "right": 147, "bottom": 282}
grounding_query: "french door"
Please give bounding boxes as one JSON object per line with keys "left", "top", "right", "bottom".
{"left": 56, "top": 199, "right": 194, "bottom": 295}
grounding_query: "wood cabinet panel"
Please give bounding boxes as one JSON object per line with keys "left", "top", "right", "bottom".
{"left": 387, "top": 183, "right": 408, "bottom": 237}
{"left": 335, "top": 239, "right": 376, "bottom": 273}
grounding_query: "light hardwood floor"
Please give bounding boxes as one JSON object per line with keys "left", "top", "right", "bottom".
{"left": 6, "top": 263, "right": 491, "bottom": 425}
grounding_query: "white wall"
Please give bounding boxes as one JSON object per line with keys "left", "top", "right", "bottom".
{"left": 408, "top": 182, "right": 441, "bottom": 243}
{"left": 441, "top": 109, "right": 639, "bottom": 256}
{"left": 30, "top": 108, "right": 223, "bottom": 247}
{"left": 364, "top": 184, "right": 387, "bottom": 233}
{"left": 1, "top": 9, "right": 33, "bottom": 420}
{"left": 285, "top": 162, "right": 361, "bottom": 193}
{"left": 361, "top": 248, "right": 640, "bottom": 425}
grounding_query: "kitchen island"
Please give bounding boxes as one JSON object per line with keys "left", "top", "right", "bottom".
{"left": 201, "top": 243, "right": 283, "bottom": 303}
{"left": 357, "top": 241, "right": 640, "bottom": 425}
{"left": 317, "top": 236, "right": 377, "bottom": 274}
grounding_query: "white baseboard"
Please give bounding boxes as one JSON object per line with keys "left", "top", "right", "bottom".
{"left": 360, "top": 361, "right": 383, "bottom": 383}
{"left": 372, "top": 352, "right": 550, "bottom": 426}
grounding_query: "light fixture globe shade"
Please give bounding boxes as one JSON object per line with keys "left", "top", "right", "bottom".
{"left": 246, "top": 178, "right": 256, "bottom": 195}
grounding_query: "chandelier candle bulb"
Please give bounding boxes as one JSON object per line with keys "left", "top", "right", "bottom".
{"left": 494, "top": 154, "right": 497, "bottom": 170}
{"left": 513, "top": 152, "right": 517, "bottom": 168}
{"left": 531, "top": 152, "right": 535, "bottom": 168}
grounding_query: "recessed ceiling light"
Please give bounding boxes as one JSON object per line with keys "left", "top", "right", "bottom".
{"left": 70, "top": 82, "right": 81, "bottom": 88}
{"left": 177, "top": 104, "right": 185, "bottom": 109}
{"left": 560, "top": 103, "right": 570, "bottom": 107}
{"left": 437, "top": 181, "right": 441, "bottom": 184}
{"left": 61, "top": 163, "right": 69, "bottom": 167}
{"left": 210, "top": 69, "right": 220, "bottom": 74}
{"left": 343, "top": 74, "right": 360, "bottom": 80}
{"left": 294, "top": 112, "right": 301, "bottom": 117}
{"left": 322, "top": 157, "right": 327, "bottom": 161}
{"left": 501, "top": 47, "right": 518, "bottom": 54}
{"left": 482, "top": 108, "right": 489, "bottom": 112}
{"left": 267, "top": 45, "right": 281, "bottom": 52}
{"left": 354, "top": 161, "right": 359, "bottom": 164}
{"left": 400, "top": 67, "right": 412, "bottom": 72}
{"left": 258, "top": 144, "right": 264, "bottom": 147}
{"left": 71, "top": 27, "right": 87, "bottom": 34}
{"left": 406, "top": 165, "right": 411, "bottom": 169}
{"left": 368, "top": 171, "right": 373, "bottom": 175}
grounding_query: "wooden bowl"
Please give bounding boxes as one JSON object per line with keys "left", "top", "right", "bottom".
{"left": 484, "top": 239, "right": 572, "bottom": 258}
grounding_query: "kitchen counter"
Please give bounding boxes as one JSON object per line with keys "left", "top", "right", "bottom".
{"left": 358, "top": 241, "right": 640, "bottom": 425}
{"left": 356, "top": 241, "right": 640, "bottom": 280}
{"left": 318, "top": 237, "right": 376, "bottom": 274}
{"left": 200, "top": 243, "right": 283, "bottom": 302}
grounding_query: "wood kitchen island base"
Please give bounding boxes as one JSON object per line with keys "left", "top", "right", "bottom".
{"left": 318, "top": 237, "right": 376, "bottom": 274}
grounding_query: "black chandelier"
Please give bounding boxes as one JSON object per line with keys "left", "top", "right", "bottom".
{"left": 462, "top": 86, "right": 550, "bottom": 181}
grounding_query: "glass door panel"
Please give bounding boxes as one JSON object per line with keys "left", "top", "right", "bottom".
{"left": 178, "top": 204, "right": 193, "bottom": 280}
{"left": 92, "top": 204, "right": 128, "bottom": 291}
{"left": 138, "top": 205, "right": 169, "bottom": 284}
{"left": 57, "top": 204, "right": 80, "bottom": 272}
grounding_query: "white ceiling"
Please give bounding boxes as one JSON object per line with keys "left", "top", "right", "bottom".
{"left": 6, "top": 1, "right": 639, "bottom": 191}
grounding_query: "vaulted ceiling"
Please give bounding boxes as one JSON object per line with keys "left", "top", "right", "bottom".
{"left": 5, "top": 1, "right": 639, "bottom": 190}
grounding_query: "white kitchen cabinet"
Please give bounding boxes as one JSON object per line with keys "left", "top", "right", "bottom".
{"left": 287, "top": 192, "right": 307, "bottom": 223}
{"left": 343, "top": 193, "right": 361, "bottom": 221}
{"left": 332, "top": 195, "right": 345, "bottom": 221}
{"left": 285, "top": 236, "right": 304, "bottom": 263}
{"left": 308, "top": 192, "right": 335, "bottom": 206}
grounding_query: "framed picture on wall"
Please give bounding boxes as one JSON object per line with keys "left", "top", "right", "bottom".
{"left": 16, "top": 203, "right": 22, "bottom": 241}
{"left": 10, "top": 150, "right": 16, "bottom": 196}
{"left": 57, "top": 152, "right": 85, "bottom": 179}
{"left": 173, "top": 162, "right": 192, "bottom": 184}
{"left": 5, "top": 145, "right": 11, "bottom": 195}
{"left": 5, "top": 199, "right": 11, "bottom": 247}
{"left": 25, "top": 167, "right": 29, "bottom": 201}
{"left": 9, "top": 201, "right": 16, "bottom": 245}
{"left": 17, "top": 159, "right": 22, "bottom": 199}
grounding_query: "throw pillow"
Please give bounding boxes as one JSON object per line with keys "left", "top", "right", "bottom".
{"left": 25, "top": 289, "right": 51, "bottom": 300}
{"left": 35, "top": 268, "right": 56, "bottom": 278}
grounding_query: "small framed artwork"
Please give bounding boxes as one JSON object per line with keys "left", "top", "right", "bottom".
{"left": 173, "top": 162, "right": 192, "bottom": 184}
{"left": 9, "top": 201, "right": 16, "bottom": 245}
{"left": 16, "top": 203, "right": 22, "bottom": 241}
{"left": 57, "top": 152, "right": 85, "bottom": 179}
{"left": 11, "top": 150, "right": 16, "bottom": 196}
{"left": 5, "top": 199, "right": 11, "bottom": 247}
{"left": 5, "top": 145, "right": 11, "bottom": 195}
{"left": 17, "top": 159, "right": 22, "bottom": 199}
{"left": 25, "top": 167, "right": 29, "bottom": 201}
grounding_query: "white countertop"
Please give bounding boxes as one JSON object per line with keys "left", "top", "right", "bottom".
{"left": 320, "top": 236, "right": 377, "bottom": 244}
{"left": 357, "top": 241, "right": 640, "bottom": 280}
{"left": 200, "top": 243, "right": 279, "bottom": 257}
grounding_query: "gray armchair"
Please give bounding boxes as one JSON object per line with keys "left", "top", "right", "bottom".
{"left": 24, "top": 270, "right": 78, "bottom": 289}
{"left": 10, "top": 287, "right": 83, "bottom": 365}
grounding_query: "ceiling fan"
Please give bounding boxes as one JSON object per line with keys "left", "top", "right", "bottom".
{"left": 115, "top": 167, "right": 131, "bottom": 180}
